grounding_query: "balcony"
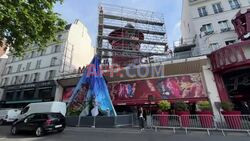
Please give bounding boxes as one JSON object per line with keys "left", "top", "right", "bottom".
{"left": 221, "top": 27, "right": 232, "bottom": 33}
{"left": 189, "top": 0, "right": 209, "bottom": 5}
{"left": 173, "top": 37, "right": 197, "bottom": 53}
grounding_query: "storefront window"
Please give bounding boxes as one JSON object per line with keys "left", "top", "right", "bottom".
{"left": 15, "top": 91, "right": 22, "bottom": 101}
{"left": 6, "top": 91, "right": 15, "bottom": 101}
{"left": 223, "top": 68, "right": 250, "bottom": 111}
{"left": 38, "top": 88, "right": 53, "bottom": 101}
{"left": 23, "top": 89, "right": 35, "bottom": 100}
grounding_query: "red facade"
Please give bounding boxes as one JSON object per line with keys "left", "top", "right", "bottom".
{"left": 208, "top": 40, "right": 250, "bottom": 102}
{"left": 232, "top": 9, "right": 250, "bottom": 40}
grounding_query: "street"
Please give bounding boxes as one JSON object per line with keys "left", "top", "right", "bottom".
{"left": 0, "top": 126, "right": 249, "bottom": 141}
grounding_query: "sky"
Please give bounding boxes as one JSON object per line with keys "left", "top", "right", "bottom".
{"left": 54, "top": 0, "right": 182, "bottom": 49}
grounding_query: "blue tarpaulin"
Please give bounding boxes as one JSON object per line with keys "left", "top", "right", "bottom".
{"left": 67, "top": 56, "right": 117, "bottom": 116}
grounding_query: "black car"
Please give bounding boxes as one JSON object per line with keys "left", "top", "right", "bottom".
{"left": 11, "top": 113, "right": 66, "bottom": 137}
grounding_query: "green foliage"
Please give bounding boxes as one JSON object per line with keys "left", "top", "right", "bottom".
{"left": 158, "top": 100, "right": 171, "bottom": 111}
{"left": 197, "top": 101, "right": 212, "bottom": 111}
{"left": 174, "top": 101, "right": 188, "bottom": 112}
{"left": 221, "top": 101, "right": 234, "bottom": 112}
{"left": 0, "top": 0, "right": 66, "bottom": 56}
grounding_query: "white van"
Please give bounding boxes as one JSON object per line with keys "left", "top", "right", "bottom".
{"left": 0, "top": 109, "right": 21, "bottom": 125}
{"left": 17, "top": 102, "right": 66, "bottom": 119}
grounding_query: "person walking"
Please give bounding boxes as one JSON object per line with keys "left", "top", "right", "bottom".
{"left": 138, "top": 107, "right": 146, "bottom": 131}
{"left": 241, "top": 101, "right": 250, "bottom": 115}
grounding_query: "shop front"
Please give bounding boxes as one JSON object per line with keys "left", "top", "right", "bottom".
{"left": 104, "top": 57, "right": 209, "bottom": 114}
{"left": 60, "top": 57, "right": 209, "bottom": 114}
{"left": 208, "top": 40, "right": 250, "bottom": 113}
{"left": 1, "top": 81, "right": 57, "bottom": 108}
{"left": 108, "top": 73, "right": 208, "bottom": 114}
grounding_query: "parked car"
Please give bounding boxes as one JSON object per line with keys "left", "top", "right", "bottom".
{"left": 18, "top": 102, "right": 66, "bottom": 119}
{"left": 11, "top": 113, "right": 66, "bottom": 137}
{"left": 0, "top": 109, "right": 21, "bottom": 125}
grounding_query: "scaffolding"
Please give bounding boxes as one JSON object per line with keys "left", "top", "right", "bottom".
{"left": 97, "top": 3, "right": 168, "bottom": 65}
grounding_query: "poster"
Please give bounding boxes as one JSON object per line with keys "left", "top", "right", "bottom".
{"left": 62, "top": 87, "right": 74, "bottom": 102}
{"left": 66, "top": 56, "right": 117, "bottom": 116}
{"left": 109, "top": 73, "right": 207, "bottom": 104}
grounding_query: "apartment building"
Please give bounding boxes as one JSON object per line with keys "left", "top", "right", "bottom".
{"left": 181, "top": 0, "right": 250, "bottom": 54}
{"left": 0, "top": 55, "right": 8, "bottom": 103}
{"left": 0, "top": 20, "right": 94, "bottom": 108}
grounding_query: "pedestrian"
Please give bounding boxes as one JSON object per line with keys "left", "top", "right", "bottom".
{"left": 106, "top": 108, "right": 110, "bottom": 117}
{"left": 241, "top": 101, "right": 250, "bottom": 115}
{"left": 138, "top": 107, "right": 146, "bottom": 131}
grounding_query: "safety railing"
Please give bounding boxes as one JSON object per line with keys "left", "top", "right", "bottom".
{"left": 152, "top": 115, "right": 181, "bottom": 133}
{"left": 152, "top": 114, "right": 250, "bottom": 136}
{"left": 216, "top": 115, "right": 250, "bottom": 136}
{"left": 66, "top": 114, "right": 134, "bottom": 128}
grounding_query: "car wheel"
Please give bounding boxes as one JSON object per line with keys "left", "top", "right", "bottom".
{"left": 35, "top": 127, "right": 44, "bottom": 137}
{"left": 0, "top": 120, "right": 4, "bottom": 125}
{"left": 11, "top": 126, "right": 18, "bottom": 135}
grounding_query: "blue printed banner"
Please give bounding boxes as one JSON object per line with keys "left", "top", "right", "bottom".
{"left": 67, "top": 56, "right": 117, "bottom": 116}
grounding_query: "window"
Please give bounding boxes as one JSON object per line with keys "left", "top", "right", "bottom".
{"left": 23, "top": 74, "right": 30, "bottom": 83}
{"left": 31, "top": 51, "right": 36, "bottom": 58}
{"left": 38, "top": 88, "right": 53, "bottom": 100}
{"left": 52, "top": 45, "right": 60, "bottom": 53}
{"left": 11, "top": 76, "right": 17, "bottom": 85}
{"left": 45, "top": 70, "right": 56, "bottom": 80}
{"left": 50, "top": 57, "right": 57, "bottom": 66}
{"left": 36, "top": 60, "right": 41, "bottom": 69}
{"left": 21, "top": 106, "right": 30, "bottom": 114}
{"left": 1, "top": 78, "right": 9, "bottom": 86}
{"left": 229, "top": 0, "right": 240, "bottom": 9}
{"left": 198, "top": 6, "right": 208, "bottom": 17}
{"left": 225, "top": 40, "right": 236, "bottom": 45}
{"left": 6, "top": 66, "right": 13, "bottom": 74}
{"left": 219, "top": 20, "right": 231, "bottom": 32}
{"left": 33, "top": 73, "right": 40, "bottom": 82}
{"left": 17, "top": 64, "right": 22, "bottom": 72}
{"left": 8, "top": 56, "right": 13, "bottom": 63}
{"left": 209, "top": 43, "right": 220, "bottom": 50}
{"left": 23, "top": 89, "right": 35, "bottom": 100}
{"left": 201, "top": 24, "right": 214, "bottom": 35}
{"left": 26, "top": 62, "right": 31, "bottom": 70}
{"left": 58, "top": 34, "right": 63, "bottom": 40}
{"left": 16, "top": 91, "right": 22, "bottom": 101}
{"left": 16, "top": 76, "right": 23, "bottom": 84}
{"left": 24, "top": 53, "right": 31, "bottom": 59}
{"left": 5, "top": 91, "right": 15, "bottom": 101}
{"left": 14, "top": 76, "right": 19, "bottom": 84}
{"left": 212, "top": 3, "right": 223, "bottom": 14}
{"left": 39, "top": 49, "right": 46, "bottom": 56}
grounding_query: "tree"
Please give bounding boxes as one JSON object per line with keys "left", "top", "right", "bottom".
{"left": 0, "top": 0, "right": 66, "bottom": 56}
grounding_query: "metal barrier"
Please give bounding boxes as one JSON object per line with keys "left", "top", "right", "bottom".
{"left": 216, "top": 115, "right": 250, "bottom": 136}
{"left": 152, "top": 115, "right": 181, "bottom": 133}
{"left": 115, "top": 114, "right": 133, "bottom": 127}
{"left": 66, "top": 114, "right": 134, "bottom": 128}
{"left": 67, "top": 114, "right": 250, "bottom": 136}
{"left": 152, "top": 114, "right": 250, "bottom": 136}
{"left": 180, "top": 115, "right": 216, "bottom": 135}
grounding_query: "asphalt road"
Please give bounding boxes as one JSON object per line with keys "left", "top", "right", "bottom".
{"left": 0, "top": 126, "right": 249, "bottom": 141}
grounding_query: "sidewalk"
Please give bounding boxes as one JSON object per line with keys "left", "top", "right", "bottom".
{"left": 66, "top": 126, "right": 250, "bottom": 137}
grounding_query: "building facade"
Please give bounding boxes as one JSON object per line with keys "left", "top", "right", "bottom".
{"left": 181, "top": 0, "right": 250, "bottom": 117}
{"left": 0, "top": 20, "right": 94, "bottom": 108}
{"left": 181, "top": 0, "right": 250, "bottom": 55}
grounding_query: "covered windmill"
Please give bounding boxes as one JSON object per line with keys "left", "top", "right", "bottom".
{"left": 108, "top": 23, "right": 144, "bottom": 67}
